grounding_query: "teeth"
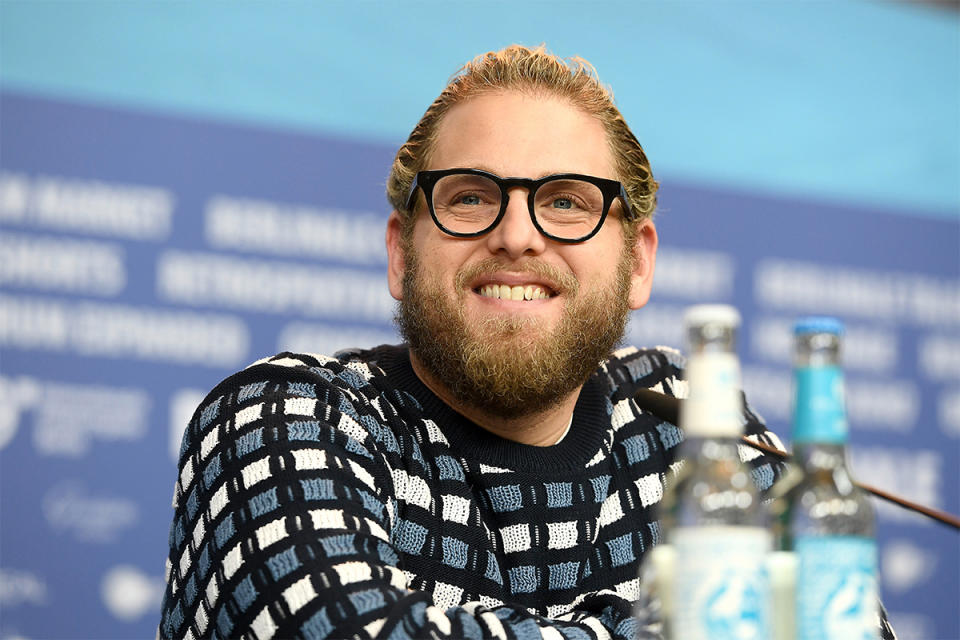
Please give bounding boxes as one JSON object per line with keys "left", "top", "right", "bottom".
{"left": 479, "top": 284, "right": 549, "bottom": 300}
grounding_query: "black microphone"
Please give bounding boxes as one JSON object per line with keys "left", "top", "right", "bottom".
{"left": 631, "top": 387, "right": 960, "bottom": 531}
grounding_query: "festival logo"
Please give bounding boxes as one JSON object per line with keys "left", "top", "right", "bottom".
{"left": 42, "top": 481, "right": 138, "bottom": 543}
{"left": 101, "top": 565, "right": 164, "bottom": 622}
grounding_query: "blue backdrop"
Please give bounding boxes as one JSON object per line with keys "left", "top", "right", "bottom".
{"left": 1, "top": 2, "right": 957, "bottom": 638}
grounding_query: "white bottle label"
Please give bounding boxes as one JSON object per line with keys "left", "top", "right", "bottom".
{"left": 795, "top": 536, "right": 878, "bottom": 640}
{"left": 682, "top": 353, "right": 743, "bottom": 438}
{"left": 672, "top": 526, "right": 771, "bottom": 640}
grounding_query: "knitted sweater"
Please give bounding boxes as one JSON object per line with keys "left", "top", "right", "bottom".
{"left": 157, "top": 345, "right": 885, "bottom": 640}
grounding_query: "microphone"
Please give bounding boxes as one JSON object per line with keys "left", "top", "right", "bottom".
{"left": 632, "top": 387, "right": 960, "bottom": 531}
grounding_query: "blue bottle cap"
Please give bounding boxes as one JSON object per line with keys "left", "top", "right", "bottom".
{"left": 794, "top": 316, "right": 844, "bottom": 336}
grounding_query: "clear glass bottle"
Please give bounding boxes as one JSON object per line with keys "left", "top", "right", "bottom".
{"left": 787, "top": 317, "right": 878, "bottom": 640}
{"left": 656, "top": 305, "right": 771, "bottom": 640}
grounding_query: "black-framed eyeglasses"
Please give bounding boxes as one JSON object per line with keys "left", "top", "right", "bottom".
{"left": 405, "top": 168, "right": 636, "bottom": 243}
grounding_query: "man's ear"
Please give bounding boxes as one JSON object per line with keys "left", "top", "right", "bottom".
{"left": 386, "top": 211, "right": 406, "bottom": 301}
{"left": 628, "top": 219, "right": 658, "bottom": 310}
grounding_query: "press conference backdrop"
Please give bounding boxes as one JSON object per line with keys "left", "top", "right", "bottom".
{"left": 1, "top": 2, "right": 957, "bottom": 639}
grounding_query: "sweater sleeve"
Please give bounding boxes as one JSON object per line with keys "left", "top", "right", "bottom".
{"left": 158, "top": 357, "right": 659, "bottom": 640}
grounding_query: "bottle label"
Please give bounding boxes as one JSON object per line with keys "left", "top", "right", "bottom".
{"left": 682, "top": 353, "right": 743, "bottom": 438}
{"left": 672, "top": 526, "right": 771, "bottom": 640}
{"left": 794, "top": 366, "right": 848, "bottom": 444}
{"left": 795, "top": 536, "right": 878, "bottom": 640}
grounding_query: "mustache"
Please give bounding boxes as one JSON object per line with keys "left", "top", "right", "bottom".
{"left": 453, "top": 257, "right": 580, "bottom": 295}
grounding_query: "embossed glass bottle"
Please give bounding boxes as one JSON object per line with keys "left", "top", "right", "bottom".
{"left": 658, "top": 305, "right": 771, "bottom": 640}
{"left": 788, "top": 318, "right": 878, "bottom": 640}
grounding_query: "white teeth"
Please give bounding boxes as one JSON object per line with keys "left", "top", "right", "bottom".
{"left": 478, "top": 284, "right": 550, "bottom": 300}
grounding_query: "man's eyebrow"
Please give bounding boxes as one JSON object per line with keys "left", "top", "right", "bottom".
{"left": 441, "top": 165, "right": 589, "bottom": 180}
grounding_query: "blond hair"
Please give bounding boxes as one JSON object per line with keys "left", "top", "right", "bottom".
{"left": 386, "top": 44, "right": 658, "bottom": 235}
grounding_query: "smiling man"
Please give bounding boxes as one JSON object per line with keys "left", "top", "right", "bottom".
{"left": 389, "top": 89, "right": 657, "bottom": 446}
{"left": 158, "top": 46, "right": 890, "bottom": 640}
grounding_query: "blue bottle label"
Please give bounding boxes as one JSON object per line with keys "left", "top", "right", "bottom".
{"left": 793, "top": 366, "right": 848, "bottom": 444}
{"left": 795, "top": 536, "right": 878, "bottom": 640}
{"left": 672, "top": 526, "right": 771, "bottom": 640}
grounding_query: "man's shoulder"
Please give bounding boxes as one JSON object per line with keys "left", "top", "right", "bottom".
{"left": 187, "top": 346, "right": 404, "bottom": 429}
{"left": 226, "top": 344, "right": 402, "bottom": 390}
{"left": 608, "top": 344, "right": 687, "bottom": 369}
{"left": 174, "top": 345, "right": 408, "bottom": 464}
{"left": 601, "top": 344, "right": 689, "bottom": 398}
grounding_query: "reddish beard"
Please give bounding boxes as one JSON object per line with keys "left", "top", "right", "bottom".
{"left": 396, "top": 248, "right": 634, "bottom": 419}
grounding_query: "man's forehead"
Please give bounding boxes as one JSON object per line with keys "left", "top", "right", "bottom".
{"left": 428, "top": 91, "right": 616, "bottom": 179}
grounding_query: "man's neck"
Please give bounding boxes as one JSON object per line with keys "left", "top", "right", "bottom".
{"left": 407, "top": 349, "right": 580, "bottom": 447}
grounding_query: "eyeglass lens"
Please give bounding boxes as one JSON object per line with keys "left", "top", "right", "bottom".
{"left": 431, "top": 173, "right": 605, "bottom": 240}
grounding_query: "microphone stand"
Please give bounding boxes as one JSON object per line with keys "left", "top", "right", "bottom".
{"left": 632, "top": 388, "right": 960, "bottom": 531}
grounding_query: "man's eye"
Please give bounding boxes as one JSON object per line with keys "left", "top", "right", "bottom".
{"left": 552, "top": 197, "right": 574, "bottom": 210}
{"left": 460, "top": 194, "right": 482, "bottom": 206}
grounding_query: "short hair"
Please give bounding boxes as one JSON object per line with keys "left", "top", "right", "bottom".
{"left": 386, "top": 44, "right": 658, "bottom": 235}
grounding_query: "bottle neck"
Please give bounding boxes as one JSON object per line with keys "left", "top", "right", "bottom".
{"left": 792, "top": 442, "right": 859, "bottom": 493}
{"left": 792, "top": 364, "right": 849, "bottom": 445}
{"left": 792, "top": 445, "right": 854, "bottom": 501}
{"left": 792, "top": 442, "right": 847, "bottom": 468}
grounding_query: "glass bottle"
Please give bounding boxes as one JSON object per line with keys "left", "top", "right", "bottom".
{"left": 788, "top": 317, "right": 878, "bottom": 640}
{"left": 657, "top": 304, "right": 771, "bottom": 640}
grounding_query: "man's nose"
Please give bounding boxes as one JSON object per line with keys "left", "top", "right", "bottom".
{"left": 484, "top": 187, "right": 547, "bottom": 258}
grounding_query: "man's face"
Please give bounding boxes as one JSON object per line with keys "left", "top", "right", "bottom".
{"left": 388, "top": 91, "right": 656, "bottom": 417}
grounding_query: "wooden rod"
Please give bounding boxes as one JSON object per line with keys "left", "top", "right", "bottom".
{"left": 741, "top": 436, "right": 960, "bottom": 530}
{"left": 632, "top": 388, "right": 960, "bottom": 531}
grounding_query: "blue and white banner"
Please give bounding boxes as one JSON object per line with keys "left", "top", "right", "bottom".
{"left": 1, "top": 88, "right": 956, "bottom": 639}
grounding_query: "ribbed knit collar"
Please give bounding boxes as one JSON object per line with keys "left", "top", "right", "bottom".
{"left": 370, "top": 345, "right": 611, "bottom": 473}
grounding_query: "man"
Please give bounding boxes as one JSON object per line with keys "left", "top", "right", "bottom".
{"left": 158, "top": 46, "right": 892, "bottom": 639}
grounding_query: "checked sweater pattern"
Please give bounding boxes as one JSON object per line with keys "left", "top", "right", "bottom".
{"left": 158, "top": 344, "right": 788, "bottom": 639}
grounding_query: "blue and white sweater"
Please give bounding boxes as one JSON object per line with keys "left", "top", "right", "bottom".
{"left": 157, "top": 344, "right": 802, "bottom": 639}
